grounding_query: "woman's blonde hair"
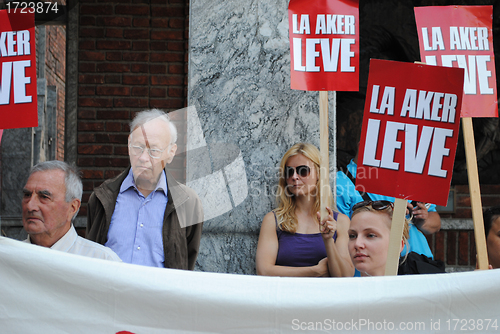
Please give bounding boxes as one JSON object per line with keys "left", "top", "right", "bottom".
{"left": 275, "top": 143, "right": 334, "bottom": 233}
{"left": 352, "top": 203, "right": 410, "bottom": 248}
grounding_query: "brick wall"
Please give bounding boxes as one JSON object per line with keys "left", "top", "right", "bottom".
{"left": 454, "top": 185, "right": 500, "bottom": 218}
{"left": 429, "top": 185, "right": 500, "bottom": 271}
{"left": 427, "top": 230, "right": 476, "bottom": 271}
{"left": 77, "top": 1, "right": 189, "bottom": 216}
{"left": 45, "top": 25, "right": 67, "bottom": 161}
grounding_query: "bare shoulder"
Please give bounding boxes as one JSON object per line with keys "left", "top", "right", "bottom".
{"left": 261, "top": 211, "right": 277, "bottom": 228}
{"left": 257, "top": 211, "right": 279, "bottom": 244}
{"left": 336, "top": 212, "right": 351, "bottom": 231}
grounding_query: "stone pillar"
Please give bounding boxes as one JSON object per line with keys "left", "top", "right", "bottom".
{"left": 188, "top": 0, "right": 337, "bottom": 274}
{"left": 1, "top": 128, "right": 32, "bottom": 239}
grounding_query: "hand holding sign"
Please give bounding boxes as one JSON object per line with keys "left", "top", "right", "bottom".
{"left": 318, "top": 206, "right": 337, "bottom": 240}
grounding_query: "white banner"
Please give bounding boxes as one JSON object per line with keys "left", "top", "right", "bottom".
{"left": 1, "top": 236, "right": 499, "bottom": 333}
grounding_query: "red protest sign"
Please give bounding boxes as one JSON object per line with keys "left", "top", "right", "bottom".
{"left": 0, "top": 10, "right": 37, "bottom": 129}
{"left": 288, "top": 0, "right": 359, "bottom": 91}
{"left": 357, "top": 59, "right": 464, "bottom": 206}
{"left": 415, "top": 6, "right": 498, "bottom": 118}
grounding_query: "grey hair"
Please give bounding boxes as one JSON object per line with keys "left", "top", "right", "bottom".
{"left": 129, "top": 108, "right": 177, "bottom": 145}
{"left": 29, "top": 161, "right": 82, "bottom": 221}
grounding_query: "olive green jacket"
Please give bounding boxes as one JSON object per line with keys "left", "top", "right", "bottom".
{"left": 86, "top": 167, "right": 203, "bottom": 270}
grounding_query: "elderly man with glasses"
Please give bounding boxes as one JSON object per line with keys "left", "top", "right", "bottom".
{"left": 86, "top": 109, "right": 204, "bottom": 269}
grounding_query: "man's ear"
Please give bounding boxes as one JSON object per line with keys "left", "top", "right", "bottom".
{"left": 68, "top": 198, "right": 81, "bottom": 221}
{"left": 165, "top": 143, "right": 177, "bottom": 164}
{"left": 400, "top": 239, "right": 405, "bottom": 253}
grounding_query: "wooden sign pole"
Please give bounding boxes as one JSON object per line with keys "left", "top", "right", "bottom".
{"left": 462, "top": 117, "right": 489, "bottom": 270}
{"left": 319, "top": 91, "right": 329, "bottom": 220}
{"left": 385, "top": 198, "right": 407, "bottom": 276}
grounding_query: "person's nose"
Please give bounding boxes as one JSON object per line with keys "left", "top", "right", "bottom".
{"left": 138, "top": 148, "right": 151, "bottom": 161}
{"left": 24, "top": 194, "right": 39, "bottom": 212}
{"left": 354, "top": 237, "right": 365, "bottom": 250}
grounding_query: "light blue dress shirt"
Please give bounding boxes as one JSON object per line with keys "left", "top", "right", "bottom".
{"left": 105, "top": 169, "right": 168, "bottom": 267}
{"left": 336, "top": 160, "right": 436, "bottom": 259}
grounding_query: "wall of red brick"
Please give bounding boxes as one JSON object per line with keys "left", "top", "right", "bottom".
{"left": 77, "top": 1, "right": 189, "bottom": 216}
{"left": 454, "top": 185, "right": 500, "bottom": 218}
{"left": 426, "top": 230, "right": 475, "bottom": 270}
{"left": 34, "top": 22, "right": 66, "bottom": 162}
{"left": 428, "top": 185, "right": 500, "bottom": 270}
{"left": 45, "top": 25, "right": 67, "bottom": 161}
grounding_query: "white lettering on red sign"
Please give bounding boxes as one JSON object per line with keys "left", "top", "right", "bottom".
{"left": 292, "top": 14, "right": 356, "bottom": 73}
{"left": 371, "top": 86, "right": 459, "bottom": 123}
{"left": 0, "top": 61, "right": 32, "bottom": 105}
{"left": 363, "top": 119, "right": 453, "bottom": 177}
{"left": 421, "top": 27, "right": 445, "bottom": 51}
{"left": 0, "top": 30, "right": 31, "bottom": 57}
{"left": 424, "top": 55, "right": 492, "bottom": 95}
{"left": 420, "top": 26, "right": 493, "bottom": 95}
{"left": 0, "top": 30, "right": 32, "bottom": 105}
{"left": 369, "top": 85, "right": 395, "bottom": 115}
{"left": 449, "top": 27, "right": 489, "bottom": 51}
{"left": 363, "top": 84, "right": 458, "bottom": 178}
{"left": 315, "top": 14, "right": 355, "bottom": 35}
{"left": 400, "top": 89, "right": 457, "bottom": 123}
{"left": 421, "top": 26, "right": 489, "bottom": 51}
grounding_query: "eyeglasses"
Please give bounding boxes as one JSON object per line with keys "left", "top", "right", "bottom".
{"left": 352, "top": 200, "right": 394, "bottom": 212}
{"left": 129, "top": 145, "right": 168, "bottom": 159}
{"left": 285, "top": 165, "right": 311, "bottom": 179}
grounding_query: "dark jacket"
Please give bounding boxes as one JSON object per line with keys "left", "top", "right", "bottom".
{"left": 86, "top": 167, "right": 204, "bottom": 270}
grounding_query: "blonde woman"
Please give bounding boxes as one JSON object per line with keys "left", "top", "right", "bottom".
{"left": 348, "top": 200, "right": 410, "bottom": 276}
{"left": 256, "top": 143, "right": 354, "bottom": 277}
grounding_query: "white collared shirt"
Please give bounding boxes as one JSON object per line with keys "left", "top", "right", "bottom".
{"left": 25, "top": 225, "right": 122, "bottom": 262}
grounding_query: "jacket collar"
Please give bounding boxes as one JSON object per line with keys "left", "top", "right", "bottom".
{"left": 95, "top": 166, "right": 190, "bottom": 216}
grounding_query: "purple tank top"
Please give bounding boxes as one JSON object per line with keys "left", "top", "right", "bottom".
{"left": 275, "top": 211, "right": 338, "bottom": 267}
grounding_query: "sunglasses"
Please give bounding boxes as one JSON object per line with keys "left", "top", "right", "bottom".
{"left": 352, "top": 200, "right": 394, "bottom": 212}
{"left": 284, "top": 165, "right": 311, "bottom": 179}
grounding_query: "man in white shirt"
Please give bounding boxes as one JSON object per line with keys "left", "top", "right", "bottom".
{"left": 22, "top": 160, "right": 121, "bottom": 261}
